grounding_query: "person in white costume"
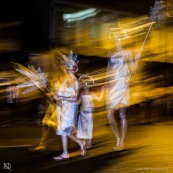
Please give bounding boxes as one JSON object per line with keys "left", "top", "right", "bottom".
{"left": 106, "top": 28, "right": 140, "bottom": 150}
{"left": 53, "top": 50, "right": 86, "bottom": 160}
{"left": 76, "top": 76, "right": 105, "bottom": 148}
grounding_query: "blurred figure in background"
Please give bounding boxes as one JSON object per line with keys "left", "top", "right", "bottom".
{"left": 6, "top": 78, "right": 19, "bottom": 125}
{"left": 32, "top": 99, "right": 57, "bottom": 151}
{"left": 105, "top": 28, "right": 140, "bottom": 150}
{"left": 35, "top": 100, "right": 47, "bottom": 126}
{"left": 12, "top": 59, "right": 58, "bottom": 151}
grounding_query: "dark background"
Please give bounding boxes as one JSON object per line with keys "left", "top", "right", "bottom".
{"left": 0, "top": 0, "right": 156, "bottom": 63}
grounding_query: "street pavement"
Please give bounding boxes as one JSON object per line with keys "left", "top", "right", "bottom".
{"left": 0, "top": 117, "right": 173, "bottom": 173}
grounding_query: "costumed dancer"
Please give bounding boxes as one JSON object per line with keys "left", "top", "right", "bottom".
{"left": 13, "top": 63, "right": 58, "bottom": 151}
{"left": 32, "top": 98, "right": 57, "bottom": 151}
{"left": 76, "top": 75, "right": 104, "bottom": 149}
{"left": 53, "top": 50, "right": 86, "bottom": 160}
{"left": 106, "top": 28, "right": 140, "bottom": 150}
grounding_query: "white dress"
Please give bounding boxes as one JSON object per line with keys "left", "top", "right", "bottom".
{"left": 106, "top": 50, "right": 133, "bottom": 110}
{"left": 76, "top": 94, "right": 94, "bottom": 139}
{"left": 56, "top": 78, "right": 78, "bottom": 136}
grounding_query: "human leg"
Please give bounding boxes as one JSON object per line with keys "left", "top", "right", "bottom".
{"left": 32, "top": 125, "right": 50, "bottom": 151}
{"left": 40, "top": 125, "right": 50, "bottom": 145}
{"left": 53, "top": 135, "right": 69, "bottom": 160}
{"left": 61, "top": 135, "right": 69, "bottom": 156}
{"left": 69, "top": 134, "right": 86, "bottom": 156}
{"left": 119, "top": 107, "right": 127, "bottom": 146}
{"left": 107, "top": 110, "right": 121, "bottom": 147}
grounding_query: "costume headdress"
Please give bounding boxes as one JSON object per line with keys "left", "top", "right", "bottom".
{"left": 109, "top": 27, "right": 129, "bottom": 42}
{"left": 79, "top": 74, "right": 94, "bottom": 88}
{"left": 53, "top": 48, "right": 79, "bottom": 73}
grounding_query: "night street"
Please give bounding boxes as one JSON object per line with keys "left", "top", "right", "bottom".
{"left": 1, "top": 115, "right": 173, "bottom": 173}
{"left": 0, "top": 0, "right": 173, "bottom": 173}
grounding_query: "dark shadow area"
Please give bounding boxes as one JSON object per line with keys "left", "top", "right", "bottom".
{"left": 0, "top": 146, "right": 143, "bottom": 173}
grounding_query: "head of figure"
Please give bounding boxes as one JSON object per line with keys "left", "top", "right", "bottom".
{"left": 65, "top": 62, "right": 78, "bottom": 75}
{"left": 53, "top": 49, "right": 79, "bottom": 75}
{"left": 65, "top": 51, "right": 79, "bottom": 75}
{"left": 109, "top": 27, "right": 129, "bottom": 51}
{"left": 79, "top": 75, "right": 94, "bottom": 92}
{"left": 82, "top": 81, "right": 89, "bottom": 91}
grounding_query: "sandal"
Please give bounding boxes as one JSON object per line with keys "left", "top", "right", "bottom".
{"left": 53, "top": 154, "right": 69, "bottom": 161}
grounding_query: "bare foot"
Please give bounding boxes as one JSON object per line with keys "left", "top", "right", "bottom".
{"left": 113, "top": 143, "right": 125, "bottom": 151}
{"left": 80, "top": 141, "right": 87, "bottom": 156}
{"left": 30, "top": 145, "right": 46, "bottom": 151}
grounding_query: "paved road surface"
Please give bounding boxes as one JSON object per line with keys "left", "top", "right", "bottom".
{"left": 0, "top": 118, "right": 173, "bottom": 173}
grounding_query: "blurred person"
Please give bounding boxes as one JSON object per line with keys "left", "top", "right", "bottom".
{"left": 30, "top": 51, "right": 73, "bottom": 151}
{"left": 5, "top": 78, "right": 19, "bottom": 125}
{"left": 6, "top": 78, "right": 18, "bottom": 105}
{"left": 6, "top": 84, "right": 18, "bottom": 105}
{"left": 105, "top": 28, "right": 140, "bottom": 150}
{"left": 53, "top": 50, "right": 86, "bottom": 160}
{"left": 13, "top": 60, "right": 58, "bottom": 151}
{"left": 35, "top": 100, "right": 47, "bottom": 126}
{"left": 31, "top": 99, "right": 57, "bottom": 151}
{"left": 76, "top": 76, "right": 105, "bottom": 149}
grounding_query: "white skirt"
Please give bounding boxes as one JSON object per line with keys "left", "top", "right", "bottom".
{"left": 56, "top": 100, "right": 78, "bottom": 136}
{"left": 76, "top": 108, "right": 93, "bottom": 139}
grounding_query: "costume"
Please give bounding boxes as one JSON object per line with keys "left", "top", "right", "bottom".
{"left": 106, "top": 50, "right": 133, "bottom": 110}
{"left": 56, "top": 77, "right": 78, "bottom": 136}
{"left": 105, "top": 26, "right": 141, "bottom": 149}
{"left": 77, "top": 94, "right": 94, "bottom": 139}
{"left": 52, "top": 49, "right": 88, "bottom": 160}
